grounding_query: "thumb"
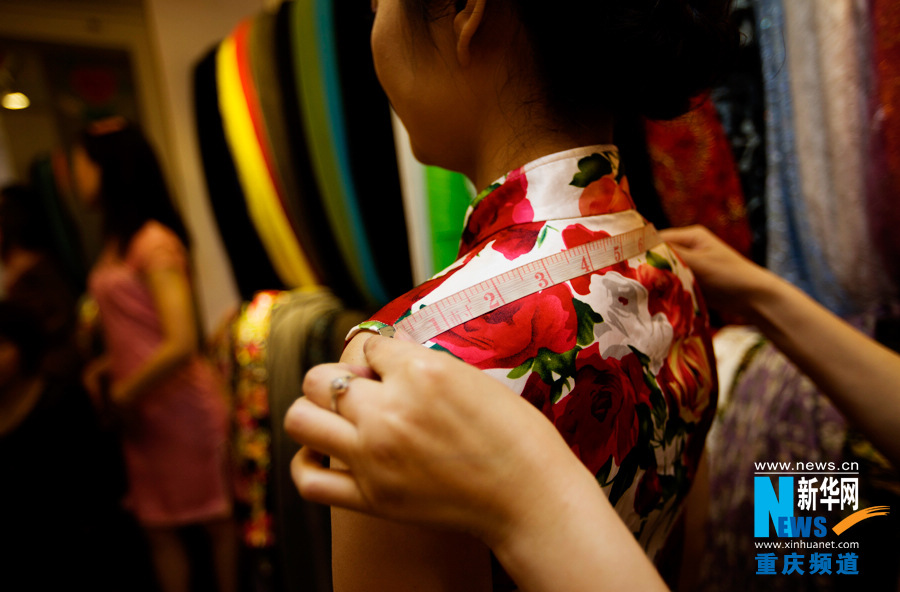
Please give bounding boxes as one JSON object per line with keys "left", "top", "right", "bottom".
{"left": 362, "top": 334, "right": 425, "bottom": 377}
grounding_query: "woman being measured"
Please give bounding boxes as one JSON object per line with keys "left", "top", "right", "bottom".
{"left": 337, "top": 1, "right": 737, "bottom": 589}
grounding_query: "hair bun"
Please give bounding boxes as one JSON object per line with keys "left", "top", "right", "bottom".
{"left": 616, "top": 0, "right": 740, "bottom": 119}
{"left": 516, "top": 0, "right": 739, "bottom": 122}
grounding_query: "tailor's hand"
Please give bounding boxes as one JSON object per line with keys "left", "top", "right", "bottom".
{"left": 660, "top": 225, "right": 779, "bottom": 317}
{"left": 285, "top": 336, "right": 583, "bottom": 548}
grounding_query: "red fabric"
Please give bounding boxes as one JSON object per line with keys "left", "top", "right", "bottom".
{"left": 644, "top": 97, "right": 752, "bottom": 257}
{"left": 867, "top": 0, "right": 900, "bottom": 287}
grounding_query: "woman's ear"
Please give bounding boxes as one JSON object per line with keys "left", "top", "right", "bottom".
{"left": 453, "top": 0, "right": 487, "bottom": 67}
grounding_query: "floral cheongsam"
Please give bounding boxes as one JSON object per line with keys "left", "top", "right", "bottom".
{"left": 349, "top": 145, "right": 718, "bottom": 559}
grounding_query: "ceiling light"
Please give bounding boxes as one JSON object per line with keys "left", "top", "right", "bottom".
{"left": 2, "top": 92, "right": 30, "bottom": 110}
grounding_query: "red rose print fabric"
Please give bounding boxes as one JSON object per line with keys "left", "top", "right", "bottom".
{"left": 350, "top": 145, "right": 718, "bottom": 559}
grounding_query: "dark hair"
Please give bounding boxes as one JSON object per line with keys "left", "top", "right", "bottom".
{"left": 0, "top": 184, "right": 55, "bottom": 260}
{"left": 403, "top": 0, "right": 739, "bottom": 122}
{"left": 0, "top": 302, "right": 45, "bottom": 375}
{"left": 77, "top": 121, "right": 190, "bottom": 254}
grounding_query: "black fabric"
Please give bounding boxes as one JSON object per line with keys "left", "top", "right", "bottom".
{"left": 193, "top": 47, "right": 284, "bottom": 300}
{"left": 274, "top": 2, "right": 364, "bottom": 309}
{"left": 331, "top": 2, "right": 413, "bottom": 301}
{"left": 710, "top": 4, "right": 768, "bottom": 266}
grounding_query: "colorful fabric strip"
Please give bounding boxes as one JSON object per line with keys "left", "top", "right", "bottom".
{"left": 194, "top": 48, "right": 284, "bottom": 299}
{"left": 218, "top": 24, "right": 318, "bottom": 289}
{"left": 248, "top": 11, "right": 326, "bottom": 283}
{"left": 290, "top": 0, "right": 388, "bottom": 306}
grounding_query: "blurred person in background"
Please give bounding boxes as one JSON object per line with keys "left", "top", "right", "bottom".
{"left": 0, "top": 183, "right": 81, "bottom": 381}
{"left": 73, "top": 117, "right": 236, "bottom": 592}
{"left": 0, "top": 302, "right": 128, "bottom": 590}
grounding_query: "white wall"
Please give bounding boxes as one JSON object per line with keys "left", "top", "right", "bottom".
{"left": 142, "top": 0, "right": 269, "bottom": 333}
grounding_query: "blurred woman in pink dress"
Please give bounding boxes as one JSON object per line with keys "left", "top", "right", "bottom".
{"left": 74, "top": 118, "right": 235, "bottom": 592}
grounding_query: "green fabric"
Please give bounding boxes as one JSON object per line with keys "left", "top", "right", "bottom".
{"left": 425, "top": 166, "right": 472, "bottom": 272}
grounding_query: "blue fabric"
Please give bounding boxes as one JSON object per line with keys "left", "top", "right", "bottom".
{"left": 312, "top": 0, "right": 390, "bottom": 305}
{"left": 754, "top": 0, "right": 849, "bottom": 315}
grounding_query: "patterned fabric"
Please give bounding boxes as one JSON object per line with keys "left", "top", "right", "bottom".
{"left": 644, "top": 97, "right": 753, "bottom": 258}
{"left": 701, "top": 339, "right": 900, "bottom": 591}
{"left": 867, "top": 0, "right": 900, "bottom": 303}
{"left": 782, "top": 0, "right": 885, "bottom": 314}
{"left": 351, "top": 146, "right": 718, "bottom": 558}
{"left": 228, "top": 291, "right": 279, "bottom": 548}
{"left": 752, "top": 0, "right": 849, "bottom": 316}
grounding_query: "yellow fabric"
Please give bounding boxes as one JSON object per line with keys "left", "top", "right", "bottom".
{"left": 216, "top": 34, "right": 318, "bottom": 289}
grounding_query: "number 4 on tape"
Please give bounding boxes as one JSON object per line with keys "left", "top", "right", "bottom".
{"left": 394, "top": 224, "right": 661, "bottom": 344}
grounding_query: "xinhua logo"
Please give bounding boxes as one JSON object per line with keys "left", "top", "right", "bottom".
{"left": 751, "top": 467, "right": 889, "bottom": 576}
{"left": 754, "top": 476, "right": 887, "bottom": 538}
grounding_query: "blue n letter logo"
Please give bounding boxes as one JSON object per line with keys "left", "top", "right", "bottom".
{"left": 754, "top": 476, "right": 794, "bottom": 537}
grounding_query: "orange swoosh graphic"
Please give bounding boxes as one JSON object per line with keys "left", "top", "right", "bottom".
{"left": 832, "top": 506, "right": 890, "bottom": 536}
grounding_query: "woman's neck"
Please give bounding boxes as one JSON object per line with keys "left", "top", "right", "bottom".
{"left": 466, "top": 108, "right": 615, "bottom": 191}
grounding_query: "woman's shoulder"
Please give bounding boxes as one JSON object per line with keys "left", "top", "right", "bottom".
{"left": 128, "top": 220, "right": 187, "bottom": 271}
{"left": 133, "top": 219, "right": 183, "bottom": 246}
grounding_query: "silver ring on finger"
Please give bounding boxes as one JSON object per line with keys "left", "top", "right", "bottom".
{"left": 330, "top": 374, "right": 356, "bottom": 414}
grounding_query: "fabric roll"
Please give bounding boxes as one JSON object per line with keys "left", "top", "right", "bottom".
{"left": 290, "top": 0, "right": 388, "bottom": 306}
{"left": 228, "top": 291, "right": 279, "bottom": 549}
{"left": 273, "top": 2, "right": 362, "bottom": 308}
{"left": 267, "top": 290, "right": 366, "bottom": 592}
{"left": 753, "top": 0, "right": 848, "bottom": 316}
{"left": 331, "top": 3, "right": 413, "bottom": 299}
{"left": 782, "top": 0, "right": 883, "bottom": 314}
{"left": 193, "top": 48, "right": 284, "bottom": 300}
{"left": 644, "top": 97, "right": 753, "bottom": 257}
{"left": 249, "top": 11, "right": 327, "bottom": 284}
{"left": 218, "top": 23, "right": 319, "bottom": 289}
{"left": 866, "top": 0, "right": 900, "bottom": 304}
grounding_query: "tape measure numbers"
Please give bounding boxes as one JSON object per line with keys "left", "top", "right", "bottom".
{"left": 395, "top": 224, "right": 661, "bottom": 344}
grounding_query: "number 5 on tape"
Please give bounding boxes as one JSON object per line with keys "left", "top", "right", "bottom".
{"left": 395, "top": 224, "right": 661, "bottom": 344}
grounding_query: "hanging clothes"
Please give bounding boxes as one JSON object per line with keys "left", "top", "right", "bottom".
{"left": 781, "top": 0, "right": 885, "bottom": 315}
{"left": 330, "top": 2, "right": 414, "bottom": 300}
{"left": 752, "top": 0, "right": 848, "bottom": 316}
{"left": 866, "top": 0, "right": 900, "bottom": 306}
{"left": 644, "top": 97, "right": 753, "bottom": 258}
{"left": 289, "top": 0, "right": 388, "bottom": 307}
{"left": 267, "top": 289, "right": 366, "bottom": 592}
{"left": 271, "top": 2, "right": 363, "bottom": 308}
{"left": 248, "top": 12, "right": 327, "bottom": 283}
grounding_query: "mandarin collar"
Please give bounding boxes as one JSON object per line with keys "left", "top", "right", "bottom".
{"left": 459, "top": 145, "right": 635, "bottom": 256}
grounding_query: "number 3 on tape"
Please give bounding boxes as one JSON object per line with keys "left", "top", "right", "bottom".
{"left": 395, "top": 224, "right": 661, "bottom": 344}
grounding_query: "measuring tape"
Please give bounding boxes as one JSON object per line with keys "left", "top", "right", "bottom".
{"left": 392, "top": 224, "right": 661, "bottom": 344}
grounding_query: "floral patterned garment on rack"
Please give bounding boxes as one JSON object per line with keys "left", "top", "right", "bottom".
{"left": 349, "top": 145, "right": 718, "bottom": 557}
